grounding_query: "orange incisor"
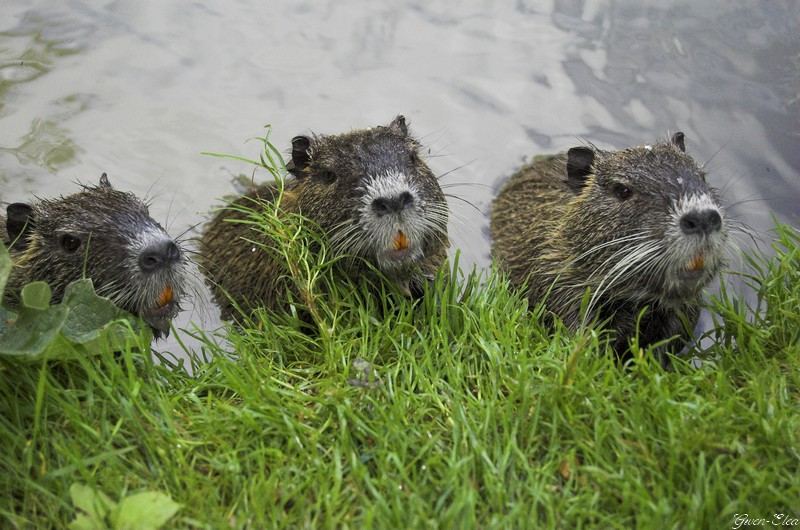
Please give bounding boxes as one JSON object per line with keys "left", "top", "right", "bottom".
{"left": 393, "top": 230, "right": 408, "bottom": 251}
{"left": 158, "top": 285, "right": 174, "bottom": 307}
{"left": 688, "top": 255, "right": 705, "bottom": 271}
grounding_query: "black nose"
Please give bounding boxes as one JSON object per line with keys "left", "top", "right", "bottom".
{"left": 680, "top": 209, "right": 722, "bottom": 235}
{"left": 139, "top": 240, "right": 181, "bottom": 272}
{"left": 371, "top": 191, "right": 414, "bottom": 216}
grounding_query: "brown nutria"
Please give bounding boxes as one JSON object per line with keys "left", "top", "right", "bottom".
{"left": 491, "top": 133, "right": 729, "bottom": 361}
{"left": 1, "top": 174, "right": 192, "bottom": 338}
{"left": 199, "top": 115, "right": 449, "bottom": 320}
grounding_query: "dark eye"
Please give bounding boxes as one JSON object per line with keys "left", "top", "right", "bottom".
{"left": 318, "top": 170, "right": 337, "bottom": 184}
{"left": 60, "top": 234, "right": 81, "bottom": 252}
{"left": 612, "top": 183, "right": 633, "bottom": 201}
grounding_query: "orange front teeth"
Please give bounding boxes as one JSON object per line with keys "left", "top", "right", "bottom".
{"left": 157, "top": 285, "right": 174, "bottom": 307}
{"left": 393, "top": 230, "right": 409, "bottom": 251}
{"left": 688, "top": 255, "right": 705, "bottom": 271}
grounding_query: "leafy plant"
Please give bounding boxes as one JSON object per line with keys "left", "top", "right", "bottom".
{"left": 69, "top": 483, "right": 180, "bottom": 530}
{"left": 0, "top": 242, "right": 152, "bottom": 359}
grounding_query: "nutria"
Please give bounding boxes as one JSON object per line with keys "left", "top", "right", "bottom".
{"left": 1, "top": 174, "right": 192, "bottom": 338}
{"left": 199, "top": 115, "right": 449, "bottom": 319}
{"left": 491, "top": 133, "right": 729, "bottom": 360}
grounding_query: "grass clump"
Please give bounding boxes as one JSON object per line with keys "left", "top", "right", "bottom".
{"left": 1, "top": 134, "right": 798, "bottom": 527}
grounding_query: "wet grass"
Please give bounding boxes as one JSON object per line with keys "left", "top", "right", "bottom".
{"left": 1, "top": 213, "right": 798, "bottom": 528}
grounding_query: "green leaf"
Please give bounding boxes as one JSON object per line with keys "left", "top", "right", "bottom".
{"left": 0, "top": 304, "right": 68, "bottom": 356}
{"left": 0, "top": 241, "right": 11, "bottom": 300}
{"left": 68, "top": 513, "right": 106, "bottom": 530}
{"left": 0, "top": 305, "right": 16, "bottom": 337}
{"left": 111, "top": 491, "right": 180, "bottom": 530}
{"left": 69, "top": 483, "right": 117, "bottom": 523}
{"left": 60, "top": 279, "right": 128, "bottom": 344}
{"left": 0, "top": 278, "right": 151, "bottom": 360}
{"left": 20, "top": 281, "right": 51, "bottom": 309}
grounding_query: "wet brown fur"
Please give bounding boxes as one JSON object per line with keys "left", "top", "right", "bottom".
{"left": 1, "top": 175, "right": 190, "bottom": 337}
{"left": 199, "top": 116, "right": 449, "bottom": 319}
{"left": 491, "top": 136, "right": 726, "bottom": 359}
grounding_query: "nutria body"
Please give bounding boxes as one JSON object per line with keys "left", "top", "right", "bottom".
{"left": 491, "top": 133, "right": 728, "bottom": 360}
{"left": 200, "top": 115, "right": 449, "bottom": 319}
{"left": 1, "top": 174, "right": 191, "bottom": 338}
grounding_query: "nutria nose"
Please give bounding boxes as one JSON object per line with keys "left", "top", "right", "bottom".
{"left": 139, "top": 240, "right": 181, "bottom": 272}
{"left": 371, "top": 191, "right": 414, "bottom": 216}
{"left": 680, "top": 209, "right": 722, "bottom": 235}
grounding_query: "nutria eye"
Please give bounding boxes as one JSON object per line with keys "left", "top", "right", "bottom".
{"left": 612, "top": 184, "right": 633, "bottom": 201}
{"left": 319, "top": 170, "right": 337, "bottom": 184}
{"left": 60, "top": 234, "right": 81, "bottom": 252}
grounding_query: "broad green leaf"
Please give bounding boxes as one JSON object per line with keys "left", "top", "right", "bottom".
{"left": 20, "top": 281, "right": 52, "bottom": 310}
{"left": 69, "top": 483, "right": 117, "bottom": 522}
{"left": 111, "top": 491, "right": 180, "bottom": 530}
{"left": 0, "top": 305, "right": 16, "bottom": 337}
{"left": 0, "top": 305, "right": 68, "bottom": 356}
{"left": 68, "top": 513, "right": 105, "bottom": 530}
{"left": 61, "top": 279, "right": 128, "bottom": 344}
{"left": 0, "top": 277, "right": 152, "bottom": 359}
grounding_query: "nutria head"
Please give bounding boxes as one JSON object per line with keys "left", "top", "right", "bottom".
{"left": 199, "top": 115, "right": 450, "bottom": 319}
{"left": 3, "top": 174, "right": 191, "bottom": 338}
{"left": 560, "top": 132, "right": 728, "bottom": 316}
{"left": 286, "top": 115, "right": 449, "bottom": 287}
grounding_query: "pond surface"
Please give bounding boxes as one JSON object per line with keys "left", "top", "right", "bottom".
{"left": 2, "top": 0, "right": 798, "bottom": 359}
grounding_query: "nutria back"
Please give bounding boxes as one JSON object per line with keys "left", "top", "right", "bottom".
{"left": 1, "top": 174, "right": 192, "bottom": 338}
{"left": 491, "top": 133, "right": 729, "bottom": 359}
{"left": 200, "top": 115, "right": 449, "bottom": 319}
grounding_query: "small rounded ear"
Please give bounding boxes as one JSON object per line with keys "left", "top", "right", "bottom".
{"left": 388, "top": 115, "right": 408, "bottom": 136}
{"left": 99, "top": 172, "right": 113, "bottom": 188}
{"left": 287, "top": 135, "right": 312, "bottom": 177}
{"left": 566, "top": 146, "right": 595, "bottom": 192}
{"left": 6, "top": 203, "right": 35, "bottom": 250}
{"left": 670, "top": 132, "right": 686, "bottom": 153}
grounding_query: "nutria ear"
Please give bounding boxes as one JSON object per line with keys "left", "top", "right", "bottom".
{"left": 6, "top": 203, "right": 35, "bottom": 250}
{"left": 670, "top": 132, "right": 686, "bottom": 153}
{"left": 287, "top": 135, "right": 312, "bottom": 178}
{"left": 99, "top": 172, "right": 113, "bottom": 188}
{"left": 388, "top": 115, "right": 408, "bottom": 136}
{"left": 566, "top": 146, "right": 595, "bottom": 191}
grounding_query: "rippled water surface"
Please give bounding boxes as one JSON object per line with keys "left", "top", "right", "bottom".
{"left": 1, "top": 0, "right": 798, "bottom": 358}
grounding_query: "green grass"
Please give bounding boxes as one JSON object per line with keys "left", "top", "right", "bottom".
{"left": 1, "top": 133, "right": 798, "bottom": 528}
{"left": 1, "top": 219, "right": 797, "bottom": 528}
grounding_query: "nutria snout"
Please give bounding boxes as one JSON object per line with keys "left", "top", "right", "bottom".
{"left": 1, "top": 173, "right": 192, "bottom": 338}
{"left": 199, "top": 115, "right": 449, "bottom": 319}
{"left": 491, "top": 132, "right": 730, "bottom": 360}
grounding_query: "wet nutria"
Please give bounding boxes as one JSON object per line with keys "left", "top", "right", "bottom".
{"left": 199, "top": 115, "right": 449, "bottom": 319}
{"left": 491, "top": 133, "right": 729, "bottom": 360}
{"left": 1, "top": 174, "right": 192, "bottom": 338}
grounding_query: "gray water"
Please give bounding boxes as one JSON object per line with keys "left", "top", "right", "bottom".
{"left": 2, "top": 0, "right": 798, "bottom": 361}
